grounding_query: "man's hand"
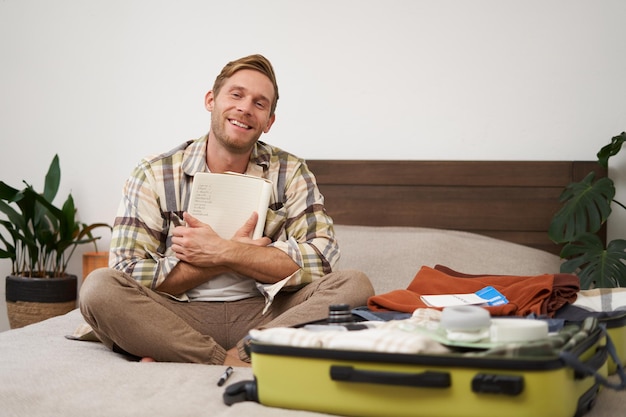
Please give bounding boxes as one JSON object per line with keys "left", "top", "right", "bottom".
{"left": 171, "top": 212, "right": 270, "bottom": 266}
{"left": 158, "top": 212, "right": 271, "bottom": 295}
{"left": 231, "top": 212, "right": 273, "bottom": 246}
{"left": 159, "top": 211, "right": 298, "bottom": 295}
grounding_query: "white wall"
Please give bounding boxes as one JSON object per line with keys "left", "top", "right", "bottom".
{"left": 1, "top": 0, "right": 625, "bottom": 332}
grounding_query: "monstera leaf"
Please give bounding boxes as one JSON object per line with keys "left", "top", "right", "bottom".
{"left": 548, "top": 172, "right": 615, "bottom": 244}
{"left": 549, "top": 131, "right": 626, "bottom": 288}
{"left": 559, "top": 233, "right": 626, "bottom": 289}
{"left": 598, "top": 132, "right": 626, "bottom": 169}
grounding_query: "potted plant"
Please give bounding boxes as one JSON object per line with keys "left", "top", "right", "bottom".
{"left": 548, "top": 131, "right": 626, "bottom": 289}
{"left": 0, "top": 154, "right": 110, "bottom": 328}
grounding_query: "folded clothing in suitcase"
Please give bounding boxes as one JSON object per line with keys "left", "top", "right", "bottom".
{"left": 225, "top": 316, "right": 623, "bottom": 417}
{"left": 556, "top": 288, "right": 626, "bottom": 375}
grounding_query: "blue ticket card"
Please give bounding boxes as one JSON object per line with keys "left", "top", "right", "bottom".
{"left": 475, "top": 286, "right": 508, "bottom": 306}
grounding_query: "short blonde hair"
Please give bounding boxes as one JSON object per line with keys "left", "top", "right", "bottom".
{"left": 212, "top": 54, "right": 279, "bottom": 116}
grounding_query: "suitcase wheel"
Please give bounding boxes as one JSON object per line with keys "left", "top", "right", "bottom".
{"left": 223, "top": 380, "right": 259, "bottom": 406}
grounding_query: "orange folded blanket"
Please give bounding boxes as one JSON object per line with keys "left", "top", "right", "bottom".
{"left": 367, "top": 265, "right": 579, "bottom": 317}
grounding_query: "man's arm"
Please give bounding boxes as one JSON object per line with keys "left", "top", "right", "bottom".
{"left": 109, "top": 161, "right": 184, "bottom": 289}
{"left": 260, "top": 159, "right": 339, "bottom": 287}
{"left": 156, "top": 212, "right": 299, "bottom": 296}
{"left": 154, "top": 261, "right": 226, "bottom": 296}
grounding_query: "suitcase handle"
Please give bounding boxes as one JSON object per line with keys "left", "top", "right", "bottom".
{"left": 560, "top": 324, "right": 626, "bottom": 390}
{"left": 330, "top": 365, "right": 451, "bottom": 388}
{"left": 571, "top": 344, "right": 608, "bottom": 380}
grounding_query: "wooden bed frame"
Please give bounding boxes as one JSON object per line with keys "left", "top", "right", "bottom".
{"left": 306, "top": 160, "right": 607, "bottom": 255}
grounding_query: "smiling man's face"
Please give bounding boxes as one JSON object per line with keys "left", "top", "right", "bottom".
{"left": 205, "top": 69, "right": 276, "bottom": 155}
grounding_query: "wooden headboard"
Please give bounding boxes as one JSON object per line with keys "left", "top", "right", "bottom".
{"left": 306, "top": 160, "right": 607, "bottom": 255}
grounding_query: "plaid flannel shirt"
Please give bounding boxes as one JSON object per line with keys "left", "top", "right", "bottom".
{"left": 109, "top": 134, "right": 339, "bottom": 293}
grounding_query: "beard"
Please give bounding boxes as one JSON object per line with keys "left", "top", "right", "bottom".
{"left": 209, "top": 112, "right": 262, "bottom": 155}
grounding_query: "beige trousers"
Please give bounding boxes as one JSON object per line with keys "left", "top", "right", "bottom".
{"left": 79, "top": 268, "right": 374, "bottom": 365}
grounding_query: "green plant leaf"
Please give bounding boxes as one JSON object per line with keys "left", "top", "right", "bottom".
{"left": 43, "top": 154, "right": 61, "bottom": 203}
{"left": 1, "top": 189, "right": 39, "bottom": 271}
{"left": 0, "top": 181, "right": 21, "bottom": 201}
{"left": 597, "top": 132, "right": 625, "bottom": 169}
{"left": 78, "top": 222, "right": 112, "bottom": 238}
{"left": 560, "top": 233, "right": 626, "bottom": 289}
{"left": 0, "top": 199, "right": 26, "bottom": 231}
{"left": 59, "top": 194, "right": 78, "bottom": 243}
{"left": 548, "top": 172, "right": 615, "bottom": 244}
{"left": 0, "top": 220, "right": 16, "bottom": 260}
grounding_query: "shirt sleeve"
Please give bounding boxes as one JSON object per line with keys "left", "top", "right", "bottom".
{"left": 265, "top": 160, "right": 340, "bottom": 287}
{"left": 109, "top": 161, "right": 180, "bottom": 289}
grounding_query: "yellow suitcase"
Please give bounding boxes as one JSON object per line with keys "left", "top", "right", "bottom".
{"left": 225, "top": 319, "right": 621, "bottom": 417}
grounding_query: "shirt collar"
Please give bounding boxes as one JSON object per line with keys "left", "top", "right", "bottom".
{"left": 182, "top": 134, "right": 272, "bottom": 177}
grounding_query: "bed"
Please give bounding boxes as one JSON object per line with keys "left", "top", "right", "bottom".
{"left": 1, "top": 160, "right": 623, "bottom": 417}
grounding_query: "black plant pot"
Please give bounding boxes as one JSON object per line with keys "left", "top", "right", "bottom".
{"left": 5, "top": 274, "right": 77, "bottom": 329}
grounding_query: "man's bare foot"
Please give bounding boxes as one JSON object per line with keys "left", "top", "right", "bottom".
{"left": 140, "top": 357, "right": 156, "bottom": 362}
{"left": 223, "top": 347, "right": 251, "bottom": 367}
